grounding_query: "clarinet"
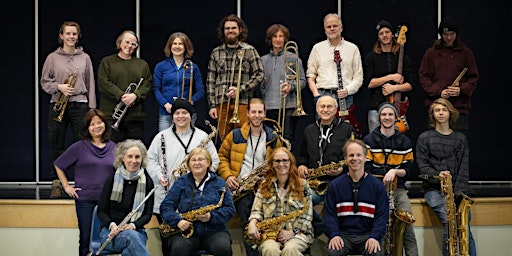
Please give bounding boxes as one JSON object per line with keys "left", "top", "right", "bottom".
{"left": 95, "top": 186, "right": 158, "bottom": 255}
{"left": 161, "top": 134, "right": 169, "bottom": 191}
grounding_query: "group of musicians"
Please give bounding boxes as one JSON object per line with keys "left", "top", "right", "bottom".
{"left": 45, "top": 10, "right": 478, "bottom": 256}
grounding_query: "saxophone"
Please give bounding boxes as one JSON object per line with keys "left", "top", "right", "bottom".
{"left": 172, "top": 120, "right": 217, "bottom": 177}
{"left": 232, "top": 160, "right": 267, "bottom": 202}
{"left": 457, "top": 193, "right": 475, "bottom": 256}
{"left": 307, "top": 160, "right": 346, "bottom": 195}
{"left": 159, "top": 186, "right": 226, "bottom": 238}
{"left": 244, "top": 196, "right": 308, "bottom": 245}
{"left": 435, "top": 174, "right": 459, "bottom": 256}
{"left": 231, "top": 123, "right": 291, "bottom": 202}
{"left": 382, "top": 177, "right": 415, "bottom": 256}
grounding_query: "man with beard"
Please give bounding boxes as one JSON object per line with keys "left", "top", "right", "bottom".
{"left": 207, "top": 14, "right": 264, "bottom": 144}
{"left": 217, "top": 98, "right": 282, "bottom": 256}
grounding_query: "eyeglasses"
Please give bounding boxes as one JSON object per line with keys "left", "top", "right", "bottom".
{"left": 123, "top": 40, "right": 138, "bottom": 48}
{"left": 273, "top": 159, "right": 290, "bottom": 164}
{"left": 190, "top": 157, "right": 207, "bottom": 163}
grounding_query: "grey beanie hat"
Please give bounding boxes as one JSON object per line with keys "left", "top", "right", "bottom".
{"left": 378, "top": 102, "right": 398, "bottom": 118}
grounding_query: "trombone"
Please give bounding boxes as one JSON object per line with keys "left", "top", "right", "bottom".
{"left": 228, "top": 50, "right": 244, "bottom": 124}
{"left": 283, "top": 41, "right": 306, "bottom": 122}
{"left": 181, "top": 60, "right": 194, "bottom": 103}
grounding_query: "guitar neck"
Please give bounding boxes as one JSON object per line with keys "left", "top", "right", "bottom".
{"left": 390, "top": 44, "right": 404, "bottom": 108}
{"left": 336, "top": 62, "right": 349, "bottom": 116}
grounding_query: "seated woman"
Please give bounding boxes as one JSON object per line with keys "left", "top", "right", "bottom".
{"left": 246, "top": 146, "right": 314, "bottom": 256}
{"left": 96, "top": 139, "right": 155, "bottom": 256}
{"left": 160, "top": 147, "right": 235, "bottom": 256}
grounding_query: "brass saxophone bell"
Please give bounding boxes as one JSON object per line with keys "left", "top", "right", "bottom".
{"left": 181, "top": 225, "right": 194, "bottom": 238}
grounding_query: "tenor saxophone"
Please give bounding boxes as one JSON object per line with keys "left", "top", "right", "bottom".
{"left": 382, "top": 177, "right": 415, "bottom": 256}
{"left": 232, "top": 161, "right": 267, "bottom": 202}
{"left": 244, "top": 196, "right": 308, "bottom": 245}
{"left": 159, "top": 187, "right": 226, "bottom": 238}
{"left": 307, "top": 160, "right": 346, "bottom": 195}
{"left": 171, "top": 120, "right": 217, "bottom": 177}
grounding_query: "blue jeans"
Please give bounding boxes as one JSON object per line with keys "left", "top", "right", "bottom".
{"left": 312, "top": 188, "right": 327, "bottom": 237}
{"left": 424, "top": 190, "right": 477, "bottom": 256}
{"left": 99, "top": 227, "right": 149, "bottom": 256}
{"left": 158, "top": 113, "right": 198, "bottom": 132}
{"left": 236, "top": 193, "right": 259, "bottom": 256}
{"left": 367, "top": 110, "right": 379, "bottom": 133}
{"left": 75, "top": 200, "right": 97, "bottom": 256}
{"left": 47, "top": 102, "right": 88, "bottom": 179}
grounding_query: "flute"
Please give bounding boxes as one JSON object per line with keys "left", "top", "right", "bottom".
{"left": 95, "top": 185, "right": 157, "bottom": 255}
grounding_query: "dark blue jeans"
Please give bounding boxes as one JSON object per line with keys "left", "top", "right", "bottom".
{"left": 75, "top": 200, "right": 97, "bottom": 256}
{"left": 47, "top": 102, "right": 88, "bottom": 179}
{"left": 328, "top": 234, "right": 384, "bottom": 256}
{"left": 236, "top": 193, "right": 259, "bottom": 256}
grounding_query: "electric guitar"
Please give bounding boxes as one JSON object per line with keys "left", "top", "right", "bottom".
{"left": 333, "top": 49, "right": 362, "bottom": 138}
{"left": 390, "top": 25, "right": 410, "bottom": 133}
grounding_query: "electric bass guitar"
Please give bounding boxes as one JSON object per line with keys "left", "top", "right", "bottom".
{"left": 333, "top": 49, "right": 362, "bottom": 138}
{"left": 389, "top": 25, "right": 410, "bottom": 133}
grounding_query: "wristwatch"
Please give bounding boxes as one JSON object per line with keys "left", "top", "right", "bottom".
{"left": 292, "top": 228, "right": 299, "bottom": 235}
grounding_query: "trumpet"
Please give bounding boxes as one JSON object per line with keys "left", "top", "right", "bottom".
{"left": 53, "top": 66, "right": 78, "bottom": 122}
{"left": 283, "top": 41, "right": 306, "bottom": 118}
{"left": 181, "top": 60, "right": 194, "bottom": 103}
{"left": 111, "top": 78, "right": 144, "bottom": 129}
{"left": 228, "top": 50, "right": 244, "bottom": 124}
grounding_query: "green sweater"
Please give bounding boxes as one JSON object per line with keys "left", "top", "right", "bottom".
{"left": 98, "top": 54, "right": 153, "bottom": 121}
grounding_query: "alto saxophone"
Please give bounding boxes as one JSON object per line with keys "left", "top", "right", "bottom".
{"left": 53, "top": 66, "right": 78, "bottom": 122}
{"left": 307, "top": 160, "right": 346, "bottom": 195}
{"left": 382, "top": 177, "right": 415, "bottom": 256}
{"left": 244, "top": 196, "right": 308, "bottom": 245}
{"left": 172, "top": 120, "right": 217, "bottom": 177}
{"left": 159, "top": 186, "right": 226, "bottom": 238}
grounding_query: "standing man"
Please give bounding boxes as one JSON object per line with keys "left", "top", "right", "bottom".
{"left": 217, "top": 98, "right": 282, "bottom": 256}
{"left": 207, "top": 14, "right": 264, "bottom": 143}
{"left": 306, "top": 13, "right": 363, "bottom": 136}
{"left": 416, "top": 98, "right": 476, "bottom": 256}
{"left": 260, "top": 24, "right": 307, "bottom": 149}
{"left": 364, "top": 20, "right": 415, "bottom": 133}
{"left": 363, "top": 103, "right": 418, "bottom": 256}
{"left": 324, "top": 139, "right": 388, "bottom": 256}
{"left": 146, "top": 99, "right": 219, "bottom": 256}
{"left": 419, "top": 16, "right": 479, "bottom": 142}
{"left": 297, "top": 95, "right": 354, "bottom": 238}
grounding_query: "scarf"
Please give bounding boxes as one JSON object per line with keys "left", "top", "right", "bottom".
{"left": 110, "top": 165, "right": 147, "bottom": 222}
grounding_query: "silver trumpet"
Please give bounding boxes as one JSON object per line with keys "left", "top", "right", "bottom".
{"left": 111, "top": 78, "right": 144, "bottom": 129}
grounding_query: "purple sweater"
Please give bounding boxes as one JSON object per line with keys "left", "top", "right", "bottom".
{"left": 54, "top": 140, "right": 116, "bottom": 200}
